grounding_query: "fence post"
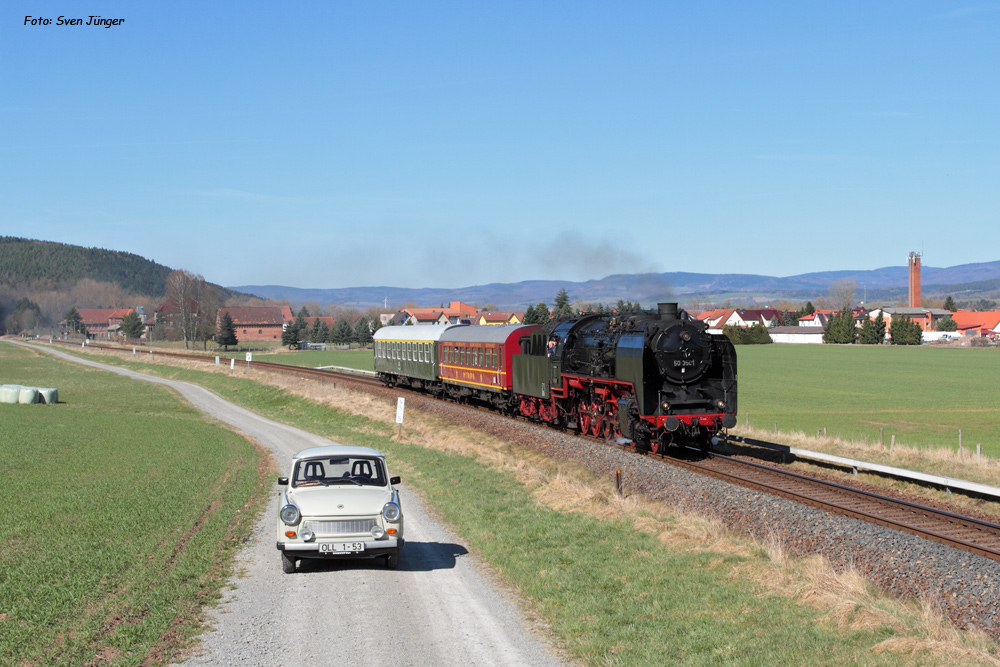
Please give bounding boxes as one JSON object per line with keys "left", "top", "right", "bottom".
{"left": 890, "top": 434, "right": 895, "bottom": 452}
{"left": 880, "top": 427, "right": 885, "bottom": 449}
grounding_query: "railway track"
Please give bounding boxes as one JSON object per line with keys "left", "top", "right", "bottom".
{"left": 50, "top": 339, "right": 1000, "bottom": 565}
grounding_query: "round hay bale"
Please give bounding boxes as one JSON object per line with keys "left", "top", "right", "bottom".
{"left": 18, "top": 387, "right": 39, "bottom": 404}
{"left": 0, "top": 385, "right": 22, "bottom": 404}
{"left": 38, "top": 388, "right": 59, "bottom": 404}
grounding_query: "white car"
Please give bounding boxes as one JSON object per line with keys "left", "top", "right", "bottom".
{"left": 276, "top": 445, "right": 404, "bottom": 573}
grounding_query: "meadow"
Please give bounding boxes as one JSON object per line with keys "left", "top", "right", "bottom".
{"left": 31, "top": 342, "right": 1000, "bottom": 665}
{"left": 0, "top": 343, "right": 268, "bottom": 666}
{"left": 735, "top": 345, "right": 999, "bottom": 457}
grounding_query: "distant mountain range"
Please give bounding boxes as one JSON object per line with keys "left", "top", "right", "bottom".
{"left": 232, "top": 260, "right": 1000, "bottom": 310}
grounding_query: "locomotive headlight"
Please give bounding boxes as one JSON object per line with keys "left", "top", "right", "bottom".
{"left": 661, "top": 400, "right": 670, "bottom": 411}
{"left": 715, "top": 400, "right": 726, "bottom": 410}
{"left": 680, "top": 331, "right": 691, "bottom": 342}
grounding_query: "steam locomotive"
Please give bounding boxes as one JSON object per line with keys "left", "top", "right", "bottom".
{"left": 373, "top": 303, "right": 737, "bottom": 452}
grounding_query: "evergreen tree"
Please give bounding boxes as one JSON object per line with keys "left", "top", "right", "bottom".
{"left": 889, "top": 316, "right": 922, "bottom": 345}
{"left": 120, "top": 310, "right": 144, "bottom": 341}
{"left": 217, "top": 312, "right": 238, "bottom": 350}
{"left": 523, "top": 304, "right": 536, "bottom": 324}
{"left": 64, "top": 307, "right": 83, "bottom": 334}
{"left": 535, "top": 302, "right": 551, "bottom": 324}
{"left": 354, "top": 317, "right": 373, "bottom": 347}
{"left": 333, "top": 318, "right": 354, "bottom": 344}
{"left": 943, "top": 295, "right": 957, "bottom": 312}
{"left": 281, "top": 321, "right": 299, "bottom": 348}
{"left": 804, "top": 301, "right": 815, "bottom": 315}
{"left": 309, "top": 318, "right": 324, "bottom": 343}
{"left": 823, "top": 311, "right": 856, "bottom": 344}
{"left": 553, "top": 289, "right": 574, "bottom": 319}
{"left": 936, "top": 315, "right": 957, "bottom": 332}
{"left": 858, "top": 318, "right": 880, "bottom": 344}
{"left": 744, "top": 323, "right": 773, "bottom": 344}
{"left": 874, "top": 311, "right": 887, "bottom": 343}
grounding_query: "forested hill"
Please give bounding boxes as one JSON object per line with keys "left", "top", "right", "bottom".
{"left": 0, "top": 237, "right": 172, "bottom": 294}
{"left": 0, "top": 237, "right": 248, "bottom": 301}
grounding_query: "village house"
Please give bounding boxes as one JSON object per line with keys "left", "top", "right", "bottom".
{"left": 70, "top": 308, "right": 141, "bottom": 340}
{"left": 865, "top": 306, "right": 952, "bottom": 332}
{"left": 216, "top": 305, "right": 293, "bottom": 341}
{"left": 477, "top": 311, "right": 525, "bottom": 326}
{"left": 949, "top": 311, "right": 1000, "bottom": 338}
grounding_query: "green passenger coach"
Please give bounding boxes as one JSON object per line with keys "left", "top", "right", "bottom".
{"left": 373, "top": 324, "right": 462, "bottom": 388}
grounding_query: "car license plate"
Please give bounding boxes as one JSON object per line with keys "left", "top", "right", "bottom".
{"left": 320, "top": 542, "right": 364, "bottom": 554}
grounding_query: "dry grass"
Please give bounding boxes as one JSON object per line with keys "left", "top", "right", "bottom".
{"left": 61, "top": 344, "right": 1000, "bottom": 663}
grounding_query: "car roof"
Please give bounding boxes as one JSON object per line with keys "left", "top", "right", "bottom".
{"left": 292, "top": 445, "right": 385, "bottom": 461}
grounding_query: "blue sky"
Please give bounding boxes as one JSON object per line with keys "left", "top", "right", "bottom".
{"left": 3, "top": 2, "right": 998, "bottom": 290}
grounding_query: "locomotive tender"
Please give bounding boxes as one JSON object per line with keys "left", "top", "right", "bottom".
{"left": 373, "top": 303, "right": 737, "bottom": 452}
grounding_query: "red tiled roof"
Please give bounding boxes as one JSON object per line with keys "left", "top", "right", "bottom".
{"left": 950, "top": 311, "right": 1000, "bottom": 332}
{"left": 219, "top": 306, "right": 293, "bottom": 326}
{"left": 76, "top": 309, "right": 134, "bottom": 325}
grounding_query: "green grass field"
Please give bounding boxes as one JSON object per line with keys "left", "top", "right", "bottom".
{"left": 0, "top": 344, "right": 268, "bottom": 666}
{"left": 256, "top": 347, "right": 374, "bottom": 371}
{"left": 736, "top": 345, "right": 1000, "bottom": 456}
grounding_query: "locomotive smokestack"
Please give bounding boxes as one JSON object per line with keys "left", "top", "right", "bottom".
{"left": 657, "top": 303, "right": 679, "bottom": 320}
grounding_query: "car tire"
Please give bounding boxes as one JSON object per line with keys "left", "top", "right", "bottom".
{"left": 385, "top": 551, "right": 399, "bottom": 570}
{"left": 281, "top": 551, "right": 297, "bottom": 574}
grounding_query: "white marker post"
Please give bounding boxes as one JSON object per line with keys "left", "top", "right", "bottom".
{"left": 230, "top": 358, "right": 235, "bottom": 372}
{"left": 246, "top": 352, "right": 252, "bottom": 373}
{"left": 395, "top": 397, "right": 405, "bottom": 437}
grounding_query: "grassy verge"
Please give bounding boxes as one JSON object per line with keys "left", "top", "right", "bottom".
{"left": 42, "top": 343, "right": 1000, "bottom": 665}
{"left": 0, "top": 343, "right": 273, "bottom": 666}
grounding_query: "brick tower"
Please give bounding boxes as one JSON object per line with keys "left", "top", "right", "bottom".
{"left": 908, "top": 252, "right": 921, "bottom": 308}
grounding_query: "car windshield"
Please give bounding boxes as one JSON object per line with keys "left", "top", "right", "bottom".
{"left": 292, "top": 456, "right": 387, "bottom": 488}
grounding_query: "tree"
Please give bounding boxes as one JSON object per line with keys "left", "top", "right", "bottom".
{"left": 829, "top": 279, "right": 857, "bottom": 313}
{"left": 936, "top": 315, "right": 957, "bottom": 332}
{"left": 5, "top": 297, "right": 42, "bottom": 334}
{"left": 120, "top": 310, "right": 144, "bottom": 341}
{"left": 217, "top": 312, "right": 238, "bottom": 350}
{"left": 874, "top": 311, "right": 887, "bottom": 343}
{"left": 309, "top": 317, "right": 325, "bottom": 343}
{"left": 332, "top": 318, "right": 354, "bottom": 344}
{"left": 553, "top": 289, "right": 574, "bottom": 319}
{"left": 523, "top": 304, "right": 536, "bottom": 324}
{"left": 64, "top": 307, "right": 82, "bottom": 334}
{"left": 163, "top": 269, "right": 206, "bottom": 349}
{"left": 354, "top": 317, "right": 373, "bottom": 348}
{"left": 889, "top": 316, "right": 922, "bottom": 345}
{"left": 804, "top": 301, "right": 815, "bottom": 315}
{"left": 531, "top": 302, "right": 551, "bottom": 324}
{"left": 858, "top": 318, "right": 879, "bottom": 344}
{"left": 281, "top": 320, "right": 299, "bottom": 348}
{"left": 823, "top": 311, "right": 856, "bottom": 344}
{"left": 943, "top": 295, "right": 957, "bottom": 312}
{"left": 195, "top": 286, "right": 219, "bottom": 350}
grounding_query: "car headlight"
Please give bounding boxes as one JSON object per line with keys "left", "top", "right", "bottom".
{"left": 371, "top": 525, "right": 386, "bottom": 539}
{"left": 382, "top": 502, "right": 401, "bottom": 522}
{"left": 300, "top": 528, "right": 315, "bottom": 542}
{"left": 280, "top": 504, "right": 300, "bottom": 526}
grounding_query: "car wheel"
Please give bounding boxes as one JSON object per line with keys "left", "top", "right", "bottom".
{"left": 281, "top": 551, "right": 296, "bottom": 574}
{"left": 385, "top": 552, "right": 399, "bottom": 570}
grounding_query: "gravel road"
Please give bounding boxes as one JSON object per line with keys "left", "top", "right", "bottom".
{"left": 27, "top": 344, "right": 569, "bottom": 667}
